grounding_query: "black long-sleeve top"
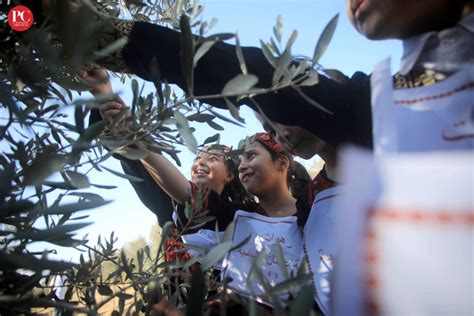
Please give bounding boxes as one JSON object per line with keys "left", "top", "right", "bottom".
{"left": 115, "top": 22, "right": 373, "bottom": 149}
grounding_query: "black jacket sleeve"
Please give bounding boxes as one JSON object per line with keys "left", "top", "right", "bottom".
{"left": 121, "top": 22, "right": 373, "bottom": 149}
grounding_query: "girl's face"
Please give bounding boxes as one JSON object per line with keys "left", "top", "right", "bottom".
{"left": 191, "top": 149, "right": 233, "bottom": 194}
{"left": 238, "top": 142, "right": 288, "bottom": 197}
{"left": 346, "top": 0, "right": 465, "bottom": 40}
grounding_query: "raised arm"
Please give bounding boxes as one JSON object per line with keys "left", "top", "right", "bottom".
{"left": 139, "top": 153, "right": 192, "bottom": 204}
{"left": 80, "top": 68, "right": 195, "bottom": 205}
{"left": 97, "top": 20, "right": 373, "bottom": 148}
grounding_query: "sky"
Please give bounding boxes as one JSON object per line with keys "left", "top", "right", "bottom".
{"left": 36, "top": 0, "right": 403, "bottom": 262}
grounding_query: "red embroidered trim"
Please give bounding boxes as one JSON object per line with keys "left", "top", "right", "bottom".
{"left": 364, "top": 224, "right": 380, "bottom": 316}
{"left": 312, "top": 194, "right": 341, "bottom": 206}
{"left": 164, "top": 238, "right": 191, "bottom": 262}
{"left": 363, "top": 208, "right": 473, "bottom": 315}
{"left": 371, "top": 208, "right": 474, "bottom": 224}
{"left": 442, "top": 132, "right": 474, "bottom": 142}
{"left": 190, "top": 182, "right": 209, "bottom": 211}
{"left": 394, "top": 81, "right": 474, "bottom": 105}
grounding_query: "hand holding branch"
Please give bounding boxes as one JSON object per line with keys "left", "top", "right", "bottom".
{"left": 78, "top": 67, "right": 112, "bottom": 96}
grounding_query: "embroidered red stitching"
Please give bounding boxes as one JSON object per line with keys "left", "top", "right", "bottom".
{"left": 363, "top": 208, "right": 473, "bottom": 315}
{"left": 364, "top": 222, "right": 380, "bottom": 316}
{"left": 442, "top": 132, "right": 474, "bottom": 142}
{"left": 394, "top": 81, "right": 474, "bottom": 105}
{"left": 313, "top": 194, "right": 341, "bottom": 205}
{"left": 371, "top": 208, "right": 474, "bottom": 224}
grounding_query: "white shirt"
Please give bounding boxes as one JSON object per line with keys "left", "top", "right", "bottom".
{"left": 400, "top": 12, "right": 474, "bottom": 76}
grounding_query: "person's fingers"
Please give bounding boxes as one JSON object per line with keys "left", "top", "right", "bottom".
{"left": 77, "top": 69, "right": 87, "bottom": 80}
{"left": 99, "top": 101, "right": 123, "bottom": 111}
{"left": 101, "top": 109, "right": 122, "bottom": 120}
{"left": 99, "top": 100, "right": 132, "bottom": 122}
{"left": 116, "top": 96, "right": 127, "bottom": 107}
{"left": 78, "top": 66, "right": 112, "bottom": 95}
{"left": 99, "top": 101, "right": 123, "bottom": 118}
{"left": 90, "top": 67, "right": 108, "bottom": 80}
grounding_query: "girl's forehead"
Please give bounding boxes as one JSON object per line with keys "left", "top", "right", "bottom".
{"left": 207, "top": 149, "right": 226, "bottom": 155}
{"left": 241, "top": 142, "right": 270, "bottom": 157}
{"left": 245, "top": 141, "right": 267, "bottom": 152}
{"left": 197, "top": 149, "right": 225, "bottom": 158}
{"left": 237, "top": 136, "right": 275, "bottom": 159}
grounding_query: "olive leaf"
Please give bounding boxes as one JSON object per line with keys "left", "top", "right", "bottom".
{"left": 235, "top": 35, "right": 248, "bottom": 75}
{"left": 174, "top": 110, "right": 198, "bottom": 153}
{"left": 202, "top": 133, "right": 220, "bottom": 146}
{"left": 221, "top": 74, "right": 259, "bottom": 96}
{"left": 312, "top": 13, "right": 339, "bottom": 65}
{"left": 193, "top": 41, "right": 215, "bottom": 67}
{"left": 200, "top": 241, "right": 232, "bottom": 271}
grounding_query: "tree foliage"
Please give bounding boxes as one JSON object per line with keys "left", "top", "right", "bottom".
{"left": 0, "top": 0, "right": 336, "bottom": 314}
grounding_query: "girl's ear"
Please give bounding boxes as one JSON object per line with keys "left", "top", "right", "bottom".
{"left": 277, "top": 156, "right": 290, "bottom": 171}
{"left": 225, "top": 169, "right": 235, "bottom": 183}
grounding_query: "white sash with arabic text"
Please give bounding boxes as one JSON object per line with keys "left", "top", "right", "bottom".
{"left": 222, "top": 210, "right": 304, "bottom": 304}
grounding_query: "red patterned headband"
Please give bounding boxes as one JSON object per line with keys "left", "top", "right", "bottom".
{"left": 253, "top": 132, "right": 285, "bottom": 155}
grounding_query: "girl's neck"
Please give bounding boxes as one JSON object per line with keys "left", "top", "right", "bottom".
{"left": 258, "top": 186, "right": 296, "bottom": 217}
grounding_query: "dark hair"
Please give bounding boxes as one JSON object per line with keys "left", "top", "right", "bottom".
{"left": 200, "top": 144, "right": 256, "bottom": 206}
{"left": 262, "top": 143, "right": 295, "bottom": 187}
{"left": 288, "top": 161, "right": 311, "bottom": 199}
